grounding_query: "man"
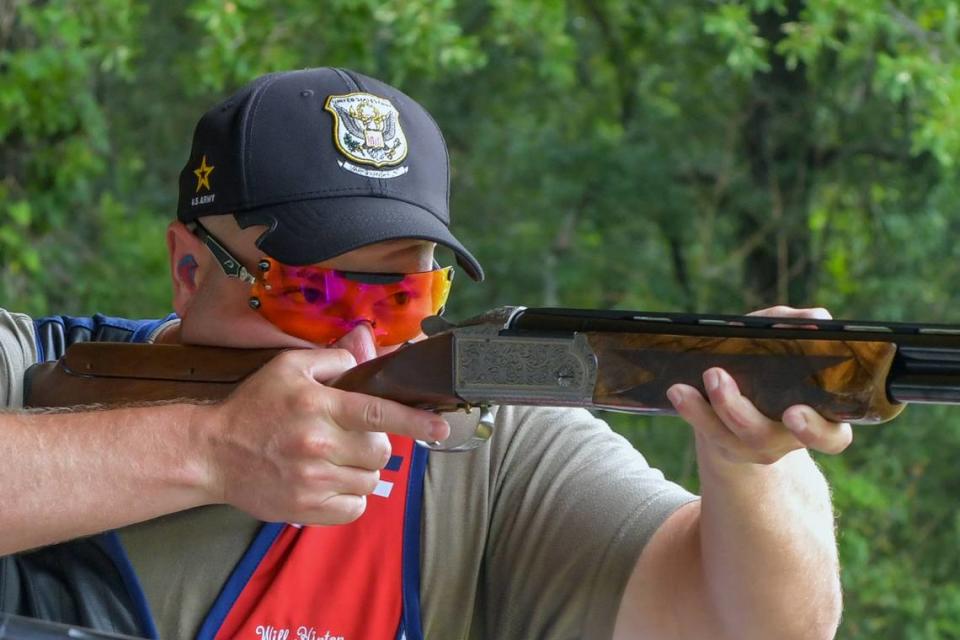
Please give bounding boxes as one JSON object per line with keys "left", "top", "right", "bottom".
{"left": 0, "top": 68, "right": 846, "bottom": 639}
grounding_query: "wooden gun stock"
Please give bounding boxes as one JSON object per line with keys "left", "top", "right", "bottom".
{"left": 25, "top": 343, "right": 284, "bottom": 408}
{"left": 585, "top": 332, "right": 903, "bottom": 423}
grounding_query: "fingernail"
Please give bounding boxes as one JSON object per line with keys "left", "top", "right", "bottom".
{"left": 667, "top": 387, "right": 683, "bottom": 408}
{"left": 705, "top": 370, "right": 721, "bottom": 392}
{"left": 429, "top": 418, "right": 450, "bottom": 441}
{"left": 783, "top": 409, "right": 808, "bottom": 434}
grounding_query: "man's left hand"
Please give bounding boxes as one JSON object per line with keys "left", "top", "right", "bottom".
{"left": 666, "top": 305, "right": 854, "bottom": 464}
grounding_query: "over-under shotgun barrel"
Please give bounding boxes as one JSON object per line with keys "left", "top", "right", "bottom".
{"left": 506, "top": 307, "right": 960, "bottom": 422}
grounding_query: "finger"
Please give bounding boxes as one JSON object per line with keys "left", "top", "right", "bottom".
{"left": 328, "top": 389, "right": 450, "bottom": 442}
{"left": 702, "top": 368, "right": 800, "bottom": 454}
{"left": 278, "top": 418, "right": 392, "bottom": 469}
{"left": 746, "top": 304, "right": 794, "bottom": 318}
{"left": 747, "top": 305, "right": 832, "bottom": 320}
{"left": 303, "top": 494, "right": 368, "bottom": 526}
{"left": 290, "top": 463, "right": 380, "bottom": 506}
{"left": 668, "top": 383, "right": 746, "bottom": 453}
{"left": 782, "top": 405, "right": 853, "bottom": 455}
{"left": 327, "top": 464, "right": 382, "bottom": 497}
{"left": 324, "top": 430, "right": 393, "bottom": 470}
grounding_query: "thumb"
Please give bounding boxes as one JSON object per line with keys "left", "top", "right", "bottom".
{"left": 333, "top": 323, "right": 378, "bottom": 365}
{"left": 272, "top": 348, "right": 359, "bottom": 384}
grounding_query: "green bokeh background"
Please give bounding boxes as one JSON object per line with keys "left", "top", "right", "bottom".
{"left": 4, "top": 1, "right": 960, "bottom": 636}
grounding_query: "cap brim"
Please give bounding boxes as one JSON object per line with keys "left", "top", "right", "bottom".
{"left": 235, "top": 196, "right": 484, "bottom": 281}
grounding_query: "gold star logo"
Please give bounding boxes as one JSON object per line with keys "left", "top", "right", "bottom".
{"left": 193, "top": 155, "right": 215, "bottom": 193}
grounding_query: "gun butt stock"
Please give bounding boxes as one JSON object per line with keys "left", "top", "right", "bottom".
{"left": 24, "top": 343, "right": 283, "bottom": 408}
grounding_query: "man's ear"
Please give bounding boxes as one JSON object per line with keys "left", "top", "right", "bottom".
{"left": 167, "top": 221, "right": 205, "bottom": 315}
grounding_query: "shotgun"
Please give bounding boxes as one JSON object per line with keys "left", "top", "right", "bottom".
{"left": 24, "top": 306, "right": 960, "bottom": 450}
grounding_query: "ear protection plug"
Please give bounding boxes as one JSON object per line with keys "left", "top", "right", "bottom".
{"left": 177, "top": 255, "right": 199, "bottom": 286}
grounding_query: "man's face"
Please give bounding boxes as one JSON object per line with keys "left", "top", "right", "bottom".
{"left": 173, "top": 215, "right": 438, "bottom": 364}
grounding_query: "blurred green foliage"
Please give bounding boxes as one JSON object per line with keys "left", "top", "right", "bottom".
{"left": 3, "top": 0, "right": 960, "bottom": 636}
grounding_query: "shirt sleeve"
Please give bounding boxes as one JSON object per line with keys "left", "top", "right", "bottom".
{"left": 483, "top": 405, "right": 697, "bottom": 639}
{"left": 0, "top": 309, "right": 38, "bottom": 409}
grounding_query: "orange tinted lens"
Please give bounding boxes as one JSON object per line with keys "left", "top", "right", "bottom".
{"left": 250, "top": 260, "right": 453, "bottom": 346}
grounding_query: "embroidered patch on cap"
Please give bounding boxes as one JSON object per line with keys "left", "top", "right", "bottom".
{"left": 325, "top": 93, "right": 409, "bottom": 175}
{"left": 190, "top": 154, "right": 216, "bottom": 206}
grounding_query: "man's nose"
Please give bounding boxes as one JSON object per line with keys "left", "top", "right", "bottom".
{"left": 333, "top": 322, "right": 378, "bottom": 365}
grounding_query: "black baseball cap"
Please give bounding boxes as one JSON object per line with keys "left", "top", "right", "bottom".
{"left": 176, "top": 67, "right": 483, "bottom": 280}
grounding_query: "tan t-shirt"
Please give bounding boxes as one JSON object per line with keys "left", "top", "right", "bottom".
{"left": 1, "top": 310, "right": 697, "bottom": 639}
{"left": 0, "top": 310, "right": 37, "bottom": 407}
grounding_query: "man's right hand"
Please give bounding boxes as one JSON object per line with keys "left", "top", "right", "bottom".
{"left": 195, "top": 348, "right": 450, "bottom": 525}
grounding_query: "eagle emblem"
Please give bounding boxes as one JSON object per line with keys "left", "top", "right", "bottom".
{"left": 324, "top": 93, "right": 408, "bottom": 168}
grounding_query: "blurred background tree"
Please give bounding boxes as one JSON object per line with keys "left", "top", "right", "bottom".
{"left": 3, "top": 0, "right": 960, "bottom": 636}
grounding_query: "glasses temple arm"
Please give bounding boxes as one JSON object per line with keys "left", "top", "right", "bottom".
{"left": 187, "top": 221, "right": 257, "bottom": 285}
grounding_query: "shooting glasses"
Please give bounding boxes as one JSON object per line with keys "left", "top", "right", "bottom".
{"left": 189, "top": 222, "right": 453, "bottom": 346}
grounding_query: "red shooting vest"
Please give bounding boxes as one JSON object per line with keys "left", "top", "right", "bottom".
{"left": 194, "top": 436, "right": 427, "bottom": 640}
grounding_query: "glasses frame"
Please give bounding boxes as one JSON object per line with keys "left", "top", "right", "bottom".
{"left": 186, "top": 221, "right": 453, "bottom": 335}
{"left": 187, "top": 221, "right": 448, "bottom": 287}
{"left": 187, "top": 221, "right": 258, "bottom": 285}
